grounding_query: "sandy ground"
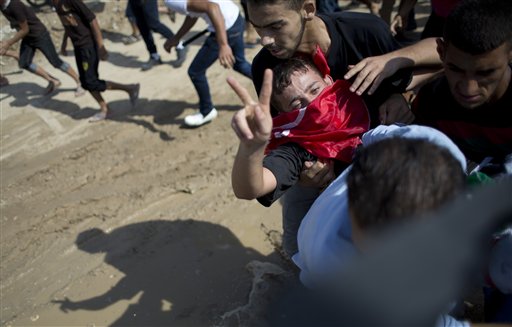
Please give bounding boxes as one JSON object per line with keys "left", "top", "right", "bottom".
{"left": 1, "top": 1, "right": 435, "bottom": 326}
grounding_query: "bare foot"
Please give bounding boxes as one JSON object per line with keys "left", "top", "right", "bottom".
{"left": 44, "top": 79, "right": 62, "bottom": 95}
{"left": 129, "top": 83, "right": 140, "bottom": 107}
{"left": 89, "top": 111, "right": 107, "bottom": 122}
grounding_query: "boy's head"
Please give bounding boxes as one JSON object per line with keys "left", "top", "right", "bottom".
{"left": 246, "top": 0, "right": 316, "bottom": 59}
{"left": 272, "top": 57, "right": 333, "bottom": 113}
{"left": 437, "top": 0, "right": 512, "bottom": 109}
{"left": 347, "top": 138, "right": 466, "bottom": 248}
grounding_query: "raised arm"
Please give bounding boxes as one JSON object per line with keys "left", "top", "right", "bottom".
{"left": 227, "top": 69, "right": 277, "bottom": 199}
{"left": 187, "top": 0, "right": 235, "bottom": 68}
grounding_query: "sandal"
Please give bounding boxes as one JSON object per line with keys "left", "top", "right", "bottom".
{"left": 122, "top": 34, "right": 141, "bottom": 45}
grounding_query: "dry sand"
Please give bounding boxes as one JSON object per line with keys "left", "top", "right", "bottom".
{"left": 1, "top": 1, "right": 435, "bottom": 326}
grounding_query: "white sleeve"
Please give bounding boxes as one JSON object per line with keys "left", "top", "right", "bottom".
{"left": 436, "top": 315, "right": 470, "bottom": 327}
{"left": 362, "top": 124, "right": 467, "bottom": 171}
{"left": 164, "top": 0, "right": 188, "bottom": 15}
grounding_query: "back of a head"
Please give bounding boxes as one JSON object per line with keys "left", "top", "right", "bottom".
{"left": 444, "top": 0, "right": 512, "bottom": 55}
{"left": 348, "top": 138, "right": 466, "bottom": 232}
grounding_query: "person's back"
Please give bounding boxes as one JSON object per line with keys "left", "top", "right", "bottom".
{"left": 413, "top": 0, "right": 512, "bottom": 167}
{"left": 294, "top": 124, "right": 467, "bottom": 287}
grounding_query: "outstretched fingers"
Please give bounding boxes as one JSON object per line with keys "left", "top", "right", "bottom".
{"left": 227, "top": 76, "right": 255, "bottom": 106}
{"left": 258, "top": 69, "right": 273, "bottom": 110}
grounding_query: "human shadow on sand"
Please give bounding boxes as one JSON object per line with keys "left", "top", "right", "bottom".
{"left": 1, "top": 84, "right": 241, "bottom": 140}
{"left": 0, "top": 82, "right": 83, "bottom": 114}
{"left": 53, "top": 219, "right": 284, "bottom": 326}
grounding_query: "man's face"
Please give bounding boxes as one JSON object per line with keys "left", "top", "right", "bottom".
{"left": 439, "top": 40, "right": 512, "bottom": 109}
{"left": 248, "top": 1, "right": 306, "bottom": 59}
{"left": 274, "top": 67, "right": 332, "bottom": 113}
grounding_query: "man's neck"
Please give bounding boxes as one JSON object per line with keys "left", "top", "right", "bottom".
{"left": 296, "top": 16, "right": 331, "bottom": 56}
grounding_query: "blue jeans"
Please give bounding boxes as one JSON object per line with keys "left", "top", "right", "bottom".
{"left": 188, "top": 14, "right": 252, "bottom": 116}
{"left": 280, "top": 184, "right": 323, "bottom": 257}
{"left": 128, "top": 0, "right": 174, "bottom": 55}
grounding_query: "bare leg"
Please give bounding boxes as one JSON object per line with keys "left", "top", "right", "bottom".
{"left": 106, "top": 81, "right": 140, "bottom": 107}
{"left": 88, "top": 90, "right": 109, "bottom": 122}
{"left": 129, "top": 20, "right": 141, "bottom": 37}
{"left": 62, "top": 65, "right": 85, "bottom": 96}
{"left": 32, "top": 65, "right": 62, "bottom": 95}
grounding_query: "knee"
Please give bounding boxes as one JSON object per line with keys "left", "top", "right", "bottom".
{"left": 58, "top": 61, "right": 70, "bottom": 72}
{"left": 187, "top": 66, "right": 203, "bottom": 81}
{"left": 22, "top": 62, "right": 37, "bottom": 73}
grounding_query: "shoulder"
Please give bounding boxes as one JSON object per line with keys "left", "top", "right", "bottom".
{"left": 414, "top": 76, "right": 451, "bottom": 109}
{"left": 3, "top": 0, "right": 24, "bottom": 14}
{"left": 318, "top": 11, "right": 389, "bottom": 34}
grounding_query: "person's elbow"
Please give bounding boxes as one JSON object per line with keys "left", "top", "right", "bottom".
{"left": 232, "top": 187, "right": 258, "bottom": 200}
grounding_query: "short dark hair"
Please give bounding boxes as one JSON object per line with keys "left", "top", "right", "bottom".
{"left": 272, "top": 57, "right": 322, "bottom": 95}
{"left": 444, "top": 0, "right": 512, "bottom": 55}
{"left": 347, "top": 138, "right": 466, "bottom": 232}
{"left": 246, "top": 0, "right": 305, "bottom": 11}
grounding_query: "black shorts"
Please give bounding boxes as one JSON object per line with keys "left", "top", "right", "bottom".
{"left": 74, "top": 46, "right": 107, "bottom": 92}
{"left": 19, "top": 31, "right": 64, "bottom": 70}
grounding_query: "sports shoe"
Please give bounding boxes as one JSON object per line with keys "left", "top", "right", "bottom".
{"left": 174, "top": 46, "right": 188, "bottom": 68}
{"left": 184, "top": 108, "right": 218, "bottom": 127}
{"left": 122, "top": 34, "right": 142, "bottom": 45}
{"left": 141, "top": 57, "right": 162, "bottom": 71}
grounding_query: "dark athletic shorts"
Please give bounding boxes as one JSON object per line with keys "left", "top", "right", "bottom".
{"left": 74, "top": 46, "right": 107, "bottom": 92}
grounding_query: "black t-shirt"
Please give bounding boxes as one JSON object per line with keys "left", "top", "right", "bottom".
{"left": 258, "top": 142, "right": 349, "bottom": 207}
{"left": 1, "top": 0, "right": 47, "bottom": 40}
{"left": 54, "top": 0, "right": 96, "bottom": 48}
{"left": 412, "top": 72, "right": 512, "bottom": 163}
{"left": 251, "top": 11, "right": 412, "bottom": 126}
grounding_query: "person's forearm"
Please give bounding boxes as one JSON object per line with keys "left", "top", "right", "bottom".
{"left": 5, "top": 24, "right": 28, "bottom": 48}
{"left": 206, "top": 2, "right": 229, "bottom": 47}
{"left": 174, "top": 16, "right": 198, "bottom": 40}
{"left": 232, "top": 144, "right": 270, "bottom": 200}
{"left": 397, "top": 37, "right": 442, "bottom": 68}
{"left": 90, "top": 18, "right": 104, "bottom": 48}
{"left": 407, "top": 68, "right": 444, "bottom": 92}
{"left": 397, "top": 0, "right": 417, "bottom": 18}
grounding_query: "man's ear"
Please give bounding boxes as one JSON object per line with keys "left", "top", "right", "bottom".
{"left": 436, "top": 37, "right": 446, "bottom": 62}
{"left": 302, "top": 0, "right": 316, "bottom": 21}
{"left": 323, "top": 74, "right": 334, "bottom": 86}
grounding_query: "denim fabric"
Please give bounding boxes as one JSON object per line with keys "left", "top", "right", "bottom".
{"left": 19, "top": 31, "right": 65, "bottom": 70}
{"left": 125, "top": 1, "right": 136, "bottom": 22}
{"left": 280, "top": 184, "right": 322, "bottom": 257}
{"left": 188, "top": 14, "right": 252, "bottom": 116}
{"left": 129, "top": 0, "right": 174, "bottom": 55}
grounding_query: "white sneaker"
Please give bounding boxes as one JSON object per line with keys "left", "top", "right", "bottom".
{"left": 184, "top": 108, "right": 218, "bottom": 127}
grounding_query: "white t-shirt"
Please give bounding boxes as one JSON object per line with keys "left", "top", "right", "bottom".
{"left": 293, "top": 124, "right": 468, "bottom": 288}
{"left": 164, "top": 0, "right": 239, "bottom": 32}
